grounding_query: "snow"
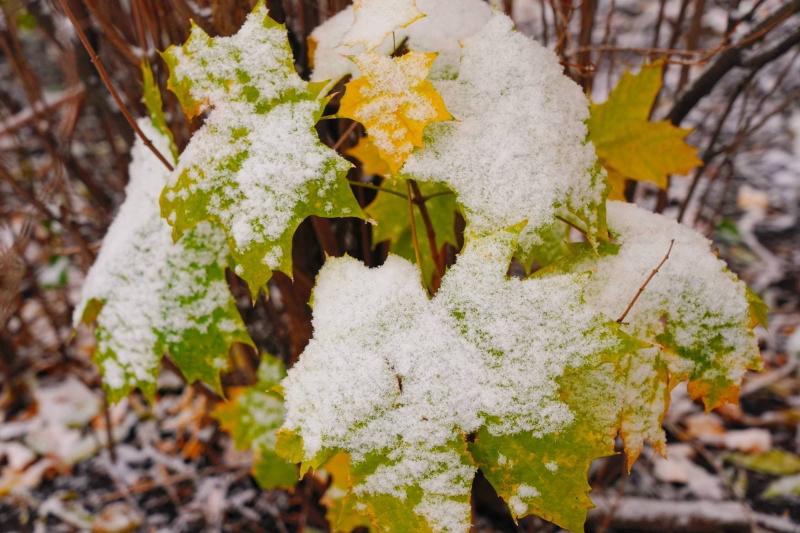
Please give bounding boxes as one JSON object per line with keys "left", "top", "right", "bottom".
{"left": 403, "top": 14, "right": 605, "bottom": 246}
{"left": 74, "top": 120, "right": 243, "bottom": 395}
{"left": 340, "top": 0, "right": 423, "bottom": 50}
{"left": 583, "top": 201, "right": 759, "bottom": 384}
{"left": 167, "top": 99, "right": 351, "bottom": 264}
{"left": 309, "top": 0, "right": 493, "bottom": 82}
{"left": 283, "top": 229, "right": 624, "bottom": 527}
{"left": 163, "top": 3, "right": 354, "bottom": 275}
{"left": 169, "top": 5, "right": 306, "bottom": 115}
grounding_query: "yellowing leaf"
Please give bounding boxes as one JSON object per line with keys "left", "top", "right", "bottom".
{"left": 160, "top": 2, "right": 362, "bottom": 293}
{"left": 346, "top": 135, "right": 391, "bottom": 176}
{"left": 340, "top": 0, "right": 424, "bottom": 50}
{"left": 212, "top": 355, "right": 297, "bottom": 490}
{"left": 339, "top": 51, "right": 451, "bottom": 174}
{"left": 319, "top": 453, "right": 372, "bottom": 532}
{"left": 588, "top": 61, "right": 701, "bottom": 200}
{"left": 75, "top": 120, "right": 252, "bottom": 402}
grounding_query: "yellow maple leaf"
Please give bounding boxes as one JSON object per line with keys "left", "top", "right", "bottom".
{"left": 339, "top": 51, "right": 452, "bottom": 174}
{"left": 346, "top": 135, "right": 391, "bottom": 176}
{"left": 588, "top": 61, "right": 701, "bottom": 200}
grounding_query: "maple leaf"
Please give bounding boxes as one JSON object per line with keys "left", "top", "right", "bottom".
{"left": 75, "top": 120, "right": 252, "bottom": 402}
{"left": 587, "top": 61, "right": 702, "bottom": 200}
{"left": 346, "top": 135, "right": 391, "bottom": 177}
{"left": 213, "top": 354, "right": 297, "bottom": 489}
{"left": 578, "top": 201, "right": 761, "bottom": 466}
{"left": 279, "top": 228, "right": 635, "bottom": 531}
{"left": 318, "top": 453, "right": 372, "bottom": 531}
{"left": 340, "top": 0, "right": 424, "bottom": 50}
{"left": 339, "top": 51, "right": 452, "bottom": 174}
{"left": 160, "top": 2, "right": 362, "bottom": 294}
{"left": 365, "top": 179, "right": 458, "bottom": 289}
{"left": 403, "top": 15, "right": 608, "bottom": 251}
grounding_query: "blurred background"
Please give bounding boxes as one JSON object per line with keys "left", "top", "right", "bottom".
{"left": 0, "top": 0, "right": 798, "bottom": 531}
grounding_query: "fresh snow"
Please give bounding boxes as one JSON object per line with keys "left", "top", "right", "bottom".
{"left": 403, "top": 14, "right": 605, "bottom": 246}
{"left": 74, "top": 120, "right": 244, "bottom": 395}
{"left": 309, "top": 0, "right": 492, "bottom": 82}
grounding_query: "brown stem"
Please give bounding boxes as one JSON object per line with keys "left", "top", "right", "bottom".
{"left": 102, "top": 394, "right": 117, "bottom": 463}
{"left": 56, "top": 0, "right": 174, "bottom": 171}
{"left": 409, "top": 180, "right": 444, "bottom": 281}
{"left": 617, "top": 239, "right": 675, "bottom": 324}
{"left": 405, "top": 180, "right": 423, "bottom": 278}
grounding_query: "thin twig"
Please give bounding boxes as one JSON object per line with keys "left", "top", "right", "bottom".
{"left": 555, "top": 215, "right": 589, "bottom": 240}
{"left": 406, "top": 180, "right": 423, "bottom": 279}
{"left": 409, "top": 180, "right": 444, "bottom": 282}
{"left": 617, "top": 239, "right": 675, "bottom": 323}
{"left": 347, "top": 180, "right": 407, "bottom": 199}
{"left": 332, "top": 121, "right": 358, "bottom": 151}
{"left": 56, "top": 0, "right": 174, "bottom": 172}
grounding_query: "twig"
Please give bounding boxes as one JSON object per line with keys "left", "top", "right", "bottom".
{"left": 617, "top": 239, "right": 675, "bottom": 323}
{"left": 332, "top": 121, "right": 358, "bottom": 151}
{"left": 555, "top": 215, "right": 589, "bottom": 240}
{"left": 409, "top": 180, "right": 444, "bottom": 282}
{"left": 406, "top": 180, "right": 423, "bottom": 280}
{"left": 101, "top": 394, "right": 117, "bottom": 464}
{"left": 56, "top": 0, "right": 174, "bottom": 172}
{"left": 347, "top": 180, "right": 407, "bottom": 199}
{"left": 590, "top": 496, "right": 799, "bottom": 533}
{"left": 667, "top": 0, "right": 800, "bottom": 125}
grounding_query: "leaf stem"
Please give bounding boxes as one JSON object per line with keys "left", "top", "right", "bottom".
{"left": 555, "top": 215, "right": 590, "bottom": 240}
{"left": 348, "top": 180, "right": 408, "bottom": 199}
{"left": 617, "top": 239, "right": 675, "bottom": 324}
{"left": 420, "top": 190, "right": 455, "bottom": 202}
{"left": 409, "top": 180, "right": 444, "bottom": 281}
{"left": 406, "top": 180, "right": 424, "bottom": 278}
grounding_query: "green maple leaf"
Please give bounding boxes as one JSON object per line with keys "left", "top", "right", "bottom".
{"left": 366, "top": 180, "right": 458, "bottom": 288}
{"left": 75, "top": 121, "right": 252, "bottom": 402}
{"left": 213, "top": 354, "right": 297, "bottom": 489}
{"left": 160, "top": 2, "right": 362, "bottom": 294}
{"left": 587, "top": 61, "right": 702, "bottom": 200}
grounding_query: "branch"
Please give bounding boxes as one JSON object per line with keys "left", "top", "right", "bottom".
{"left": 617, "top": 239, "right": 675, "bottom": 323}
{"left": 742, "top": 26, "right": 800, "bottom": 69}
{"left": 590, "top": 496, "right": 799, "bottom": 533}
{"left": 667, "top": 0, "right": 800, "bottom": 125}
{"left": 56, "top": 0, "right": 174, "bottom": 172}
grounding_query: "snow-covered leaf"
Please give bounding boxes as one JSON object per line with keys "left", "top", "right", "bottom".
{"left": 403, "top": 14, "right": 608, "bottom": 252}
{"left": 75, "top": 121, "right": 251, "bottom": 401}
{"left": 340, "top": 0, "right": 423, "bottom": 50}
{"left": 339, "top": 51, "right": 451, "bottom": 174}
{"left": 308, "top": 0, "right": 491, "bottom": 82}
{"left": 160, "top": 2, "right": 362, "bottom": 292}
{"left": 280, "top": 228, "right": 635, "bottom": 531}
{"left": 213, "top": 354, "right": 297, "bottom": 489}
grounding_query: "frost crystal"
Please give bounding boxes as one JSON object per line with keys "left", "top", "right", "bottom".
{"left": 75, "top": 121, "right": 250, "bottom": 400}
{"left": 403, "top": 14, "right": 606, "bottom": 246}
